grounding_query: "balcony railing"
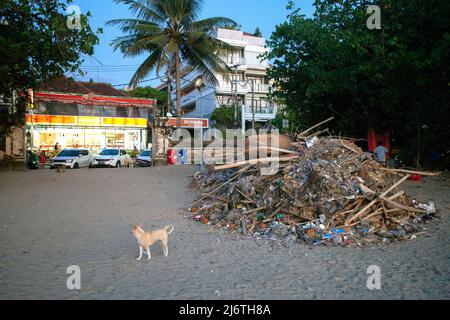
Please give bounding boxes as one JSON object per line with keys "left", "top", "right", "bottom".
{"left": 224, "top": 57, "right": 246, "bottom": 66}
{"left": 244, "top": 105, "right": 276, "bottom": 115}
{"left": 252, "top": 83, "right": 271, "bottom": 92}
{"left": 217, "top": 82, "right": 249, "bottom": 94}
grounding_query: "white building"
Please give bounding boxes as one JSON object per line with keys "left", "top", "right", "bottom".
{"left": 166, "top": 28, "right": 278, "bottom": 129}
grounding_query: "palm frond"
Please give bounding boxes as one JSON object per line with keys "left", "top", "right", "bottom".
{"left": 180, "top": 37, "right": 230, "bottom": 85}
{"left": 191, "top": 17, "right": 238, "bottom": 33}
{"left": 129, "top": 48, "right": 167, "bottom": 88}
{"left": 110, "top": 0, "right": 238, "bottom": 120}
{"left": 112, "top": 0, "right": 166, "bottom": 24}
{"left": 106, "top": 18, "right": 162, "bottom": 35}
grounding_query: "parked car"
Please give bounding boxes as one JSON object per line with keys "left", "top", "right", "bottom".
{"left": 50, "top": 149, "right": 93, "bottom": 169}
{"left": 91, "top": 148, "right": 130, "bottom": 168}
{"left": 134, "top": 149, "right": 152, "bottom": 167}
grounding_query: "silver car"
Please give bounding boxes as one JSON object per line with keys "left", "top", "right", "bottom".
{"left": 135, "top": 149, "right": 152, "bottom": 167}
{"left": 50, "top": 149, "right": 93, "bottom": 169}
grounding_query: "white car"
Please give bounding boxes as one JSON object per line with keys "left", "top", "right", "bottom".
{"left": 92, "top": 148, "right": 131, "bottom": 168}
{"left": 50, "top": 149, "right": 93, "bottom": 169}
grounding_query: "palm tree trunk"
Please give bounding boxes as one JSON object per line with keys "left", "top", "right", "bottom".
{"left": 175, "top": 51, "right": 182, "bottom": 128}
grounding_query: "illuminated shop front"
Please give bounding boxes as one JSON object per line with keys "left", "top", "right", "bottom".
{"left": 27, "top": 90, "right": 155, "bottom": 152}
{"left": 27, "top": 115, "right": 148, "bottom": 151}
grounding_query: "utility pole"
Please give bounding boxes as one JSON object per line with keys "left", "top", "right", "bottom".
{"left": 250, "top": 79, "right": 255, "bottom": 131}
{"left": 195, "top": 77, "right": 205, "bottom": 171}
{"left": 232, "top": 64, "right": 240, "bottom": 129}
{"left": 166, "top": 72, "right": 172, "bottom": 117}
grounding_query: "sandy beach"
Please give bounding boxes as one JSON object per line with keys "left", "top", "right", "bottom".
{"left": 0, "top": 166, "right": 448, "bottom": 299}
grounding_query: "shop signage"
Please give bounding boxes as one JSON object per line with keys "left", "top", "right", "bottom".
{"left": 26, "top": 114, "right": 148, "bottom": 128}
{"left": 166, "top": 118, "right": 209, "bottom": 129}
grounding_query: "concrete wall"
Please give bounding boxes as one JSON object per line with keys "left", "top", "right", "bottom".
{"left": 183, "top": 91, "right": 217, "bottom": 119}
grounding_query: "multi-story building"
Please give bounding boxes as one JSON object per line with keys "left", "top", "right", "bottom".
{"left": 165, "top": 28, "right": 278, "bottom": 130}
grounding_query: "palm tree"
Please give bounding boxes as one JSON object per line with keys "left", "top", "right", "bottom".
{"left": 107, "top": 0, "right": 238, "bottom": 126}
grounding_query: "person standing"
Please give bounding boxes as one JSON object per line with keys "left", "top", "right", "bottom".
{"left": 54, "top": 142, "right": 60, "bottom": 151}
{"left": 39, "top": 151, "right": 47, "bottom": 169}
{"left": 374, "top": 142, "right": 388, "bottom": 165}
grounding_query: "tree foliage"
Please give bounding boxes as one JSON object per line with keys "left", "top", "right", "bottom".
{"left": 253, "top": 27, "right": 262, "bottom": 37}
{"left": 0, "top": 0, "right": 100, "bottom": 127}
{"left": 265, "top": 0, "right": 450, "bottom": 166}
{"left": 0, "top": 0, "right": 100, "bottom": 95}
{"left": 210, "top": 105, "right": 240, "bottom": 130}
{"left": 127, "top": 86, "right": 168, "bottom": 106}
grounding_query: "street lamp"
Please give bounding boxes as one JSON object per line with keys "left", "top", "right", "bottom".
{"left": 195, "top": 77, "right": 205, "bottom": 171}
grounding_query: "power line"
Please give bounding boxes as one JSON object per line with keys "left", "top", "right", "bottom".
{"left": 81, "top": 64, "right": 141, "bottom": 68}
{"left": 110, "top": 75, "right": 166, "bottom": 87}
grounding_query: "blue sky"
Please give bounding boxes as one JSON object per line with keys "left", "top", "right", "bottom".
{"left": 72, "top": 0, "right": 315, "bottom": 88}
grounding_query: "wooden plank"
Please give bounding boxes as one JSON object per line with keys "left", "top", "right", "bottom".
{"left": 248, "top": 146, "right": 300, "bottom": 155}
{"left": 236, "top": 189, "right": 256, "bottom": 204}
{"left": 214, "top": 156, "right": 299, "bottom": 171}
{"left": 298, "top": 117, "right": 334, "bottom": 137}
{"left": 387, "top": 191, "right": 405, "bottom": 201}
{"left": 340, "top": 140, "right": 362, "bottom": 154}
{"left": 362, "top": 208, "right": 383, "bottom": 221}
{"left": 378, "top": 167, "right": 441, "bottom": 177}
{"left": 382, "top": 198, "right": 429, "bottom": 214}
{"left": 359, "top": 184, "right": 376, "bottom": 196}
{"left": 346, "top": 174, "right": 411, "bottom": 224}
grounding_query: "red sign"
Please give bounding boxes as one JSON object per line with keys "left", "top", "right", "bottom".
{"left": 167, "top": 118, "right": 209, "bottom": 128}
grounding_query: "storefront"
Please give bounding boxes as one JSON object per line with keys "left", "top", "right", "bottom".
{"left": 26, "top": 90, "right": 155, "bottom": 152}
{"left": 27, "top": 115, "right": 148, "bottom": 151}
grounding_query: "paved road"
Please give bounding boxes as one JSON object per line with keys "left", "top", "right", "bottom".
{"left": 0, "top": 167, "right": 448, "bottom": 299}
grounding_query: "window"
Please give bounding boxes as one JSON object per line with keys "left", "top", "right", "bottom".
{"left": 120, "top": 150, "right": 127, "bottom": 156}
{"left": 116, "top": 107, "right": 128, "bottom": 117}
{"left": 58, "top": 150, "right": 81, "bottom": 157}
{"left": 100, "top": 149, "right": 119, "bottom": 156}
{"left": 80, "top": 150, "right": 89, "bottom": 156}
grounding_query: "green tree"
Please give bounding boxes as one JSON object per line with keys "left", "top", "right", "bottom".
{"left": 0, "top": 0, "right": 101, "bottom": 125}
{"left": 265, "top": 0, "right": 450, "bottom": 167}
{"left": 107, "top": 0, "right": 238, "bottom": 127}
{"left": 127, "top": 86, "right": 168, "bottom": 115}
{"left": 253, "top": 27, "right": 262, "bottom": 37}
{"left": 210, "top": 105, "right": 240, "bottom": 130}
{"left": 127, "top": 86, "right": 168, "bottom": 105}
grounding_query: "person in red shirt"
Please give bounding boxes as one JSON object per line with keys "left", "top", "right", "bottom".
{"left": 39, "top": 151, "right": 46, "bottom": 169}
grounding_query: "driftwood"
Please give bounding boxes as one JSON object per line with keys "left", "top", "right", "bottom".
{"left": 214, "top": 156, "right": 299, "bottom": 171}
{"left": 248, "top": 146, "right": 300, "bottom": 155}
{"left": 382, "top": 198, "right": 428, "bottom": 214}
{"left": 377, "top": 167, "right": 442, "bottom": 177}
{"left": 297, "top": 117, "right": 335, "bottom": 137}
{"left": 346, "top": 174, "right": 411, "bottom": 224}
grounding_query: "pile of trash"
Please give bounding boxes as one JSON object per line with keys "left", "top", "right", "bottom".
{"left": 189, "top": 122, "right": 438, "bottom": 247}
